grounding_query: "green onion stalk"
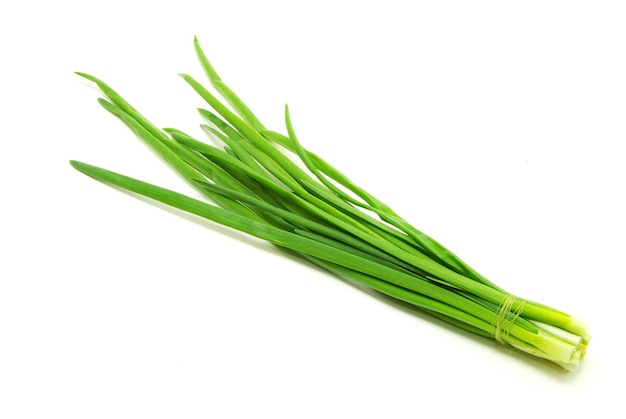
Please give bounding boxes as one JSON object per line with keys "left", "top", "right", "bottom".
{"left": 71, "top": 37, "right": 589, "bottom": 371}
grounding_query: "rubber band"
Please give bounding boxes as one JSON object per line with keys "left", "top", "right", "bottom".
{"left": 492, "top": 294, "right": 526, "bottom": 344}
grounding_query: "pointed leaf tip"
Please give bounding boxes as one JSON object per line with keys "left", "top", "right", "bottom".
{"left": 75, "top": 72, "right": 98, "bottom": 83}
{"left": 69, "top": 160, "right": 89, "bottom": 173}
{"left": 97, "top": 97, "right": 119, "bottom": 113}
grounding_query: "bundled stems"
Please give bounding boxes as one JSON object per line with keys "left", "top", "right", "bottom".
{"left": 71, "top": 37, "right": 589, "bottom": 371}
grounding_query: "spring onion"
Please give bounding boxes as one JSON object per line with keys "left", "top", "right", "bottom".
{"left": 71, "top": 37, "right": 589, "bottom": 371}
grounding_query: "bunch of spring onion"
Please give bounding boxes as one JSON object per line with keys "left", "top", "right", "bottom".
{"left": 71, "top": 37, "right": 589, "bottom": 371}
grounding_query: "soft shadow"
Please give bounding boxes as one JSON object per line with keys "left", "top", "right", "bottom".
{"left": 287, "top": 254, "right": 583, "bottom": 381}
{"left": 90, "top": 181, "right": 585, "bottom": 380}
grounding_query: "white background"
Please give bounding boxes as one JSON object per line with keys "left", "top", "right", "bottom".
{"left": 1, "top": 1, "right": 624, "bottom": 417}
